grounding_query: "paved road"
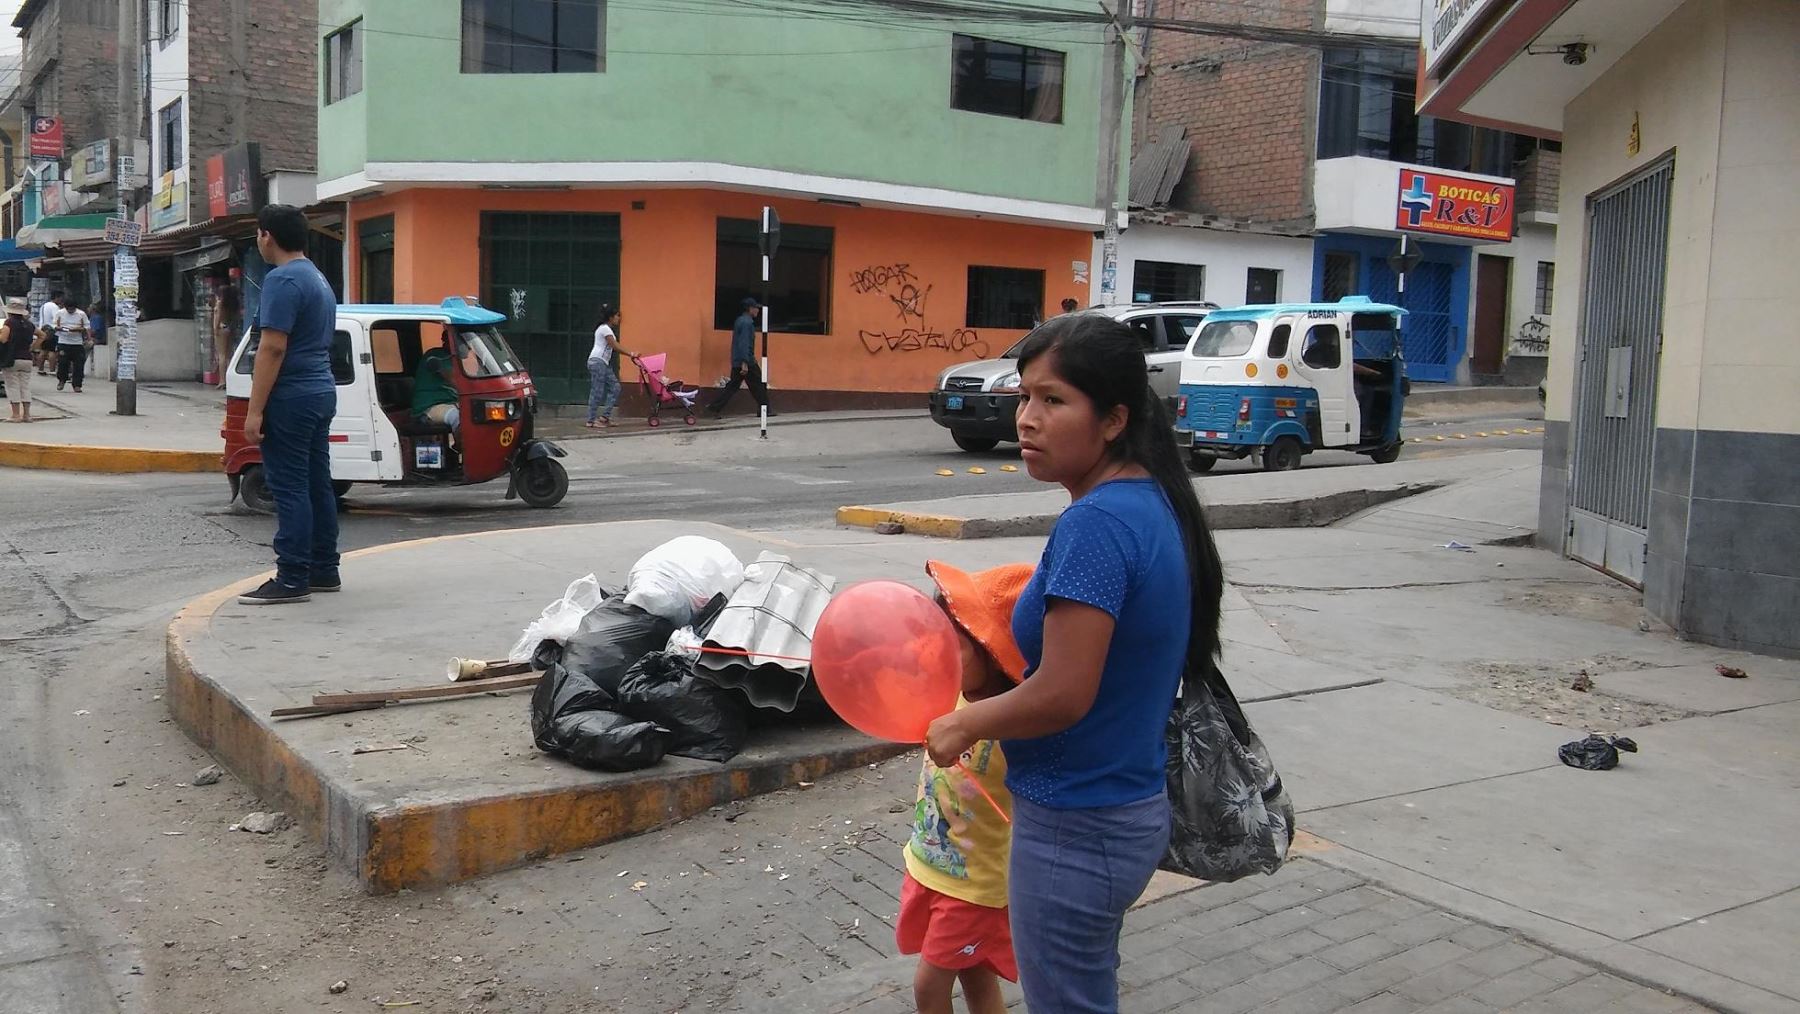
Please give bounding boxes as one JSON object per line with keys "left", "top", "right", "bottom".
{"left": 0, "top": 413, "right": 1556, "bottom": 1014}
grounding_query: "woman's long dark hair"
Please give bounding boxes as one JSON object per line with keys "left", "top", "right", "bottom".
{"left": 1015, "top": 314, "right": 1225, "bottom": 670}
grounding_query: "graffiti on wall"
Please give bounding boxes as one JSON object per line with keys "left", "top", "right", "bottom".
{"left": 1512, "top": 316, "right": 1550, "bottom": 354}
{"left": 848, "top": 262, "right": 988, "bottom": 358}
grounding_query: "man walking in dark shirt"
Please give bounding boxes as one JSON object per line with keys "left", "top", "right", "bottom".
{"left": 239, "top": 204, "right": 341, "bottom": 605}
{"left": 706, "top": 296, "right": 770, "bottom": 418}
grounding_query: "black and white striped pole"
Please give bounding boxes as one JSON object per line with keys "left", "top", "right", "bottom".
{"left": 757, "top": 206, "right": 781, "bottom": 440}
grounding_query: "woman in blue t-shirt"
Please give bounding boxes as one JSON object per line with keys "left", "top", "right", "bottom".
{"left": 926, "top": 313, "right": 1223, "bottom": 1013}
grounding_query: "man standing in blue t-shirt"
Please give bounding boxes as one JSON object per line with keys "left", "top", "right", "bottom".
{"left": 240, "top": 204, "right": 340, "bottom": 605}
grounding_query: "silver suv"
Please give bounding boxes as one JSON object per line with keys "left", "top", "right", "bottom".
{"left": 927, "top": 302, "right": 1218, "bottom": 451}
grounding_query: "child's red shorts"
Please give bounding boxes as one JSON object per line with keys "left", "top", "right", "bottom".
{"left": 895, "top": 872, "right": 1018, "bottom": 981}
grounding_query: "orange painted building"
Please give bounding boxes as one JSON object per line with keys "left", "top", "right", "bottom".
{"left": 344, "top": 188, "right": 1094, "bottom": 406}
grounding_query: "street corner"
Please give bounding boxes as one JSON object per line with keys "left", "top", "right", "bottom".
{"left": 834, "top": 504, "right": 973, "bottom": 539}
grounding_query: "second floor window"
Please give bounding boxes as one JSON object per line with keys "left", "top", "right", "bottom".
{"left": 952, "top": 35, "right": 1063, "bottom": 124}
{"left": 325, "top": 22, "right": 363, "bottom": 103}
{"left": 1318, "top": 47, "right": 1512, "bottom": 177}
{"left": 158, "top": 99, "right": 183, "bottom": 174}
{"left": 462, "top": 0, "right": 605, "bottom": 74}
{"left": 157, "top": 0, "right": 180, "bottom": 47}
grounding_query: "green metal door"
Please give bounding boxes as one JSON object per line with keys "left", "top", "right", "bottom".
{"left": 480, "top": 212, "right": 621, "bottom": 404}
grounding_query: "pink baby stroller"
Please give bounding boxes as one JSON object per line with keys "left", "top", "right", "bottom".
{"left": 629, "top": 353, "right": 701, "bottom": 427}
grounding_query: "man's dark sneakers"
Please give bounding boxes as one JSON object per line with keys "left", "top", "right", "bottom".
{"left": 309, "top": 571, "right": 342, "bottom": 593}
{"left": 238, "top": 579, "right": 312, "bottom": 605}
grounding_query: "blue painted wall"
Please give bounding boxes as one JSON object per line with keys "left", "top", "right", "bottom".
{"left": 1311, "top": 234, "right": 1471, "bottom": 383}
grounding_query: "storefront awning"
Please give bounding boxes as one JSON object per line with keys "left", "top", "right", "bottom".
{"left": 0, "top": 238, "right": 46, "bottom": 264}
{"left": 16, "top": 213, "right": 112, "bottom": 247}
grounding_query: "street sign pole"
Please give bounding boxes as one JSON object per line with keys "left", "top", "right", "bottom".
{"left": 112, "top": 154, "right": 140, "bottom": 417}
{"left": 757, "top": 206, "right": 781, "bottom": 441}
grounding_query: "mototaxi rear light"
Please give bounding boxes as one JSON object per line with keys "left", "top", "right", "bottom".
{"left": 1177, "top": 395, "right": 1188, "bottom": 416}
{"left": 1238, "top": 397, "right": 1252, "bottom": 421}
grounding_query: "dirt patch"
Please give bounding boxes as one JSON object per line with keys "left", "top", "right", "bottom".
{"left": 1449, "top": 659, "right": 1699, "bottom": 732}
{"left": 1503, "top": 583, "right": 1645, "bottom": 629}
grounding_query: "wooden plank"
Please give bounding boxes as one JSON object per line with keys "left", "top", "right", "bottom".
{"left": 271, "top": 702, "right": 386, "bottom": 719}
{"left": 311, "top": 673, "right": 539, "bottom": 708}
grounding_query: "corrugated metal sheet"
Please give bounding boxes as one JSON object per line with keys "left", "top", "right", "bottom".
{"left": 1129, "top": 125, "right": 1191, "bottom": 210}
{"left": 695, "top": 553, "right": 835, "bottom": 712}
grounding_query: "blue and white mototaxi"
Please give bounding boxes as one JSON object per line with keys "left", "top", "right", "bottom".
{"left": 1173, "top": 296, "right": 1409, "bottom": 471}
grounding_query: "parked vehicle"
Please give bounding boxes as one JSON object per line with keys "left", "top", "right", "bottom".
{"left": 222, "top": 298, "right": 569, "bottom": 510}
{"left": 927, "top": 301, "right": 1218, "bottom": 451}
{"left": 1174, "top": 297, "right": 1409, "bottom": 471}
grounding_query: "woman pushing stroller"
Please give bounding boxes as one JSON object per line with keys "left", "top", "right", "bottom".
{"left": 586, "top": 304, "right": 635, "bottom": 429}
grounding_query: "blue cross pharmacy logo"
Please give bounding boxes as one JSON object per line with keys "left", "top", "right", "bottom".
{"left": 1399, "top": 173, "right": 1434, "bottom": 227}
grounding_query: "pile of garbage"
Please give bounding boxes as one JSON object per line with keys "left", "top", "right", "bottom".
{"left": 509, "top": 536, "right": 835, "bottom": 772}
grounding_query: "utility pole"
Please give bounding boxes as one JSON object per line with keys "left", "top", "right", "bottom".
{"left": 1096, "top": 1, "right": 1130, "bottom": 305}
{"left": 111, "top": 0, "right": 141, "bottom": 416}
{"left": 758, "top": 206, "right": 780, "bottom": 440}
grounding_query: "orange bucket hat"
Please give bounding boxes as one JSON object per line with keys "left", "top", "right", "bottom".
{"left": 925, "top": 560, "right": 1035, "bottom": 684}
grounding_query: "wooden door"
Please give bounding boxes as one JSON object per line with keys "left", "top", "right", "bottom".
{"left": 1472, "top": 255, "right": 1511, "bottom": 376}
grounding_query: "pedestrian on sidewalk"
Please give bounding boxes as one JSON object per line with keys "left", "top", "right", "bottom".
{"left": 925, "top": 313, "right": 1224, "bottom": 1014}
{"left": 51, "top": 299, "right": 92, "bottom": 393}
{"left": 239, "top": 204, "right": 341, "bottom": 606}
{"left": 4, "top": 297, "right": 35, "bottom": 422}
{"left": 900, "top": 561, "right": 1034, "bottom": 1014}
{"left": 585, "top": 303, "right": 633, "bottom": 428}
{"left": 705, "top": 297, "right": 770, "bottom": 419}
{"left": 32, "top": 290, "right": 62, "bottom": 376}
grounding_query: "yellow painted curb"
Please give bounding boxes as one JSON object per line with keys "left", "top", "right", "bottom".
{"left": 0, "top": 439, "right": 220, "bottom": 474}
{"left": 835, "top": 504, "right": 968, "bottom": 538}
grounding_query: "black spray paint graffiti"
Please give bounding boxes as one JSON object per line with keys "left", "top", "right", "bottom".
{"left": 848, "top": 262, "right": 988, "bottom": 357}
{"left": 1513, "top": 316, "right": 1550, "bottom": 353}
{"left": 857, "top": 328, "right": 990, "bottom": 358}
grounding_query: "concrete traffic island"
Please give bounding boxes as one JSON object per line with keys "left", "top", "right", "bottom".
{"left": 163, "top": 520, "right": 1041, "bottom": 894}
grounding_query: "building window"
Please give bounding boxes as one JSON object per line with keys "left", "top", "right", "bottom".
{"left": 1130, "top": 261, "right": 1204, "bottom": 303}
{"left": 951, "top": 35, "right": 1063, "bottom": 124}
{"left": 1534, "top": 261, "right": 1555, "bottom": 315}
{"left": 966, "top": 267, "right": 1045, "bottom": 329}
{"left": 157, "top": 0, "right": 180, "bottom": 47}
{"left": 1246, "top": 267, "right": 1281, "bottom": 304}
{"left": 713, "top": 218, "right": 833, "bottom": 335}
{"left": 359, "top": 216, "right": 395, "bottom": 303}
{"left": 1318, "top": 47, "right": 1512, "bottom": 177}
{"left": 325, "top": 22, "right": 363, "bottom": 104}
{"left": 158, "top": 99, "right": 183, "bottom": 174}
{"left": 1322, "top": 251, "right": 1358, "bottom": 301}
{"left": 462, "top": 0, "right": 605, "bottom": 74}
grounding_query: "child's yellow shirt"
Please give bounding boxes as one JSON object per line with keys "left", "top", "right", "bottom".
{"left": 902, "top": 697, "right": 1012, "bottom": 908}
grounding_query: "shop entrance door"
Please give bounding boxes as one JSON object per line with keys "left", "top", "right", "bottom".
{"left": 480, "top": 212, "right": 621, "bottom": 404}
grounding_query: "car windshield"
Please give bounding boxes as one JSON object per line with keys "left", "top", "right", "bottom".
{"left": 455, "top": 326, "right": 523, "bottom": 378}
{"left": 1190, "top": 319, "right": 1259, "bottom": 357}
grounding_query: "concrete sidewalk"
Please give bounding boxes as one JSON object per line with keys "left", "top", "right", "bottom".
{"left": 839, "top": 448, "right": 1542, "bottom": 539}
{"left": 0, "top": 379, "right": 226, "bottom": 472}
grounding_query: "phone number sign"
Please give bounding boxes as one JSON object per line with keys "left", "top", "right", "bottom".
{"left": 1396, "top": 168, "right": 1515, "bottom": 243}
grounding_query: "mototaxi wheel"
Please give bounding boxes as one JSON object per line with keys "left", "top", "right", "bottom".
{"left": 237, "top": 465, "right": 276, "bottom": 514}
{"left": 1187, "top": 451, "right": 1217, "bottom": 473}
{"left": 1261, "top": 436, "right": 1304, "bottom": 472}
{"left": 516, "top": 457, "right": 569, "bottom": 508}
{"left": 1368, "top": 441, "right": 1403, "bottom": 464}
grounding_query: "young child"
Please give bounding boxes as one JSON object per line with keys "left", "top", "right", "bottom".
{"left": 898, "top": 561, "right": 1034, "bottom": 1014}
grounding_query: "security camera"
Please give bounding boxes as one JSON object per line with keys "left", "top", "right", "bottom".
{"left": 1562, "top": 43, "right": 1590, "bottom": 66}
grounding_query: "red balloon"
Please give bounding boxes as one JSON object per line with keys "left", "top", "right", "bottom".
{"left": 810, "top": 580, "right": 962, "bottom": 743}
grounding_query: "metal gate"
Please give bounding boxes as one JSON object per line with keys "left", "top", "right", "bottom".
{"left": 1566, "top": 157, "right": 1674, "bottom": 585}
{"left": 1370, "top": 259, "right": 1457, "bottom": 382}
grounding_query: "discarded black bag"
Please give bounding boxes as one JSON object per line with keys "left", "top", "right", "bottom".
{"left": 1161, "top": 661, "right": 1296, "bottom": 883}
{"left": 1558, "top": 734, "right": 1638, "bottom": 771}
{"left": 560, "top": 597, "right": 676, "bottom": 696}
{"left": 530, "top": 663, "right": 615, "bottom": 747}
{"left": 616, "top": 650, "right": 751, "bottom": 763}
{"left": 544, "top": 710, "right": 667, "bottom": 772}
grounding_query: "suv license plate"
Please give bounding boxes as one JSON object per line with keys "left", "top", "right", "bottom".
{"left": 945, "top": 395, "right": 965, "bottom": 411}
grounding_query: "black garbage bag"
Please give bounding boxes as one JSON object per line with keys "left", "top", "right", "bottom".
{"left": 560, "top": 596, "right": 676, "bottom": 696}
{"left": 616, "top": 650, "right": 751, "bottom": 763}
{"left": 530, "top": 663, "right": 615, "bottom": 747}
{"left": 1558, "top": 734, "right": 1639, "bottom": 771}
{"left": 545, "top": 710, "right": 667, "bottom": 772}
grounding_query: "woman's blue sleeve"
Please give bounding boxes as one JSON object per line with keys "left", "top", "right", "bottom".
{"left": 1041, "top": 504, "right": 1136, "bottom": 619}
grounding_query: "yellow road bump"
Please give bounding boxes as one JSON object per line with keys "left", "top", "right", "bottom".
{"left": 1534, "top": 427, "right": 1545, "bottom": 433}
{"left": 1433, "top": 435, "right": 1446, "bottom": 441}
{"left": 1475, "top": 432, "right": 1489, "bottom": 438}
{"left": 935, "top": 469, "right": 955, "bottom": 477}
{"left": 1000, "top": 464, "right": 1019, "bottom": 472}
{"left": 968, "top": 467, "right": 987, "bottom": 475}
{"left": 1514, "top": 428, "right": 1531, "bottom": 435}
{"left": 1453, "top": 433, "right": 1468, "bottom": 439}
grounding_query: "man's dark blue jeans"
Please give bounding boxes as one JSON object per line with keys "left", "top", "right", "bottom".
{"left": 261, "top": 390, "right": 340, "bottom": 589}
